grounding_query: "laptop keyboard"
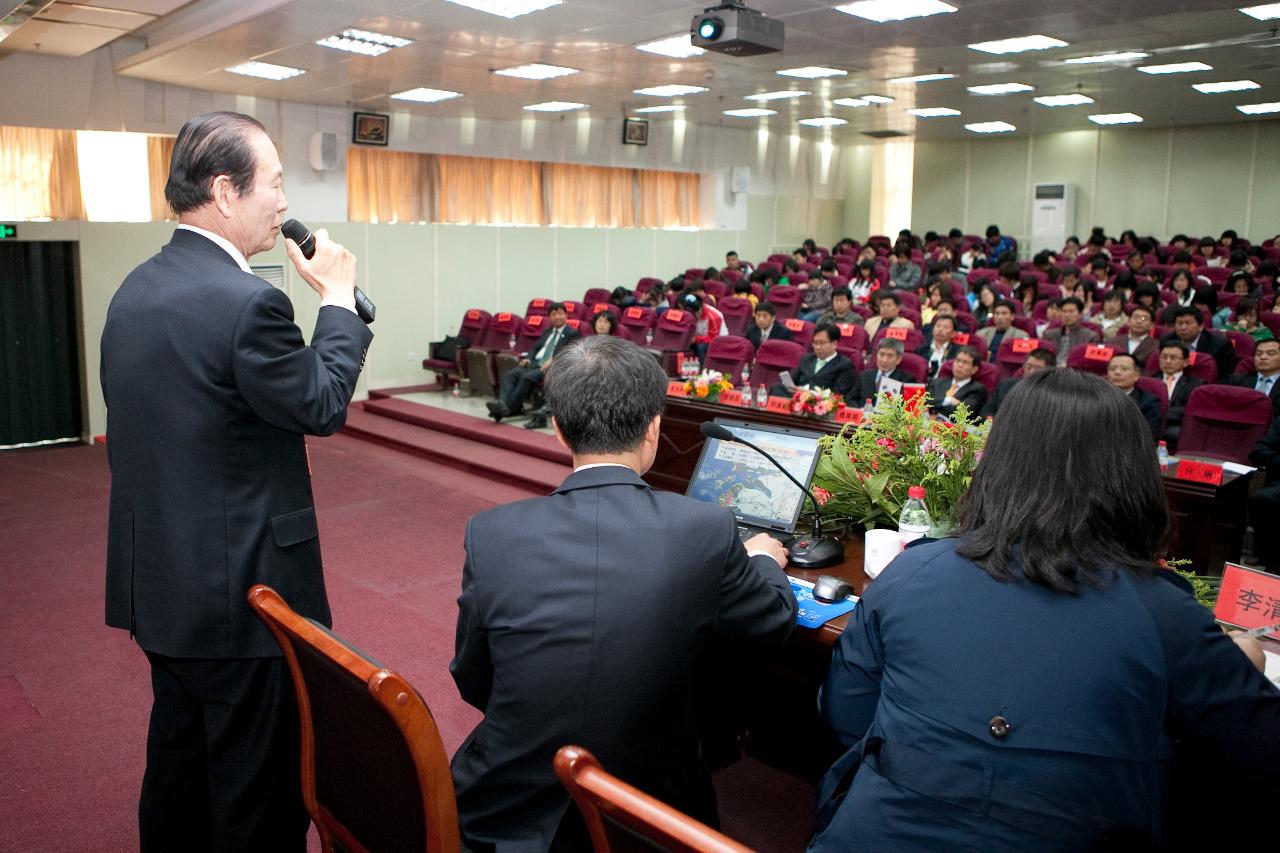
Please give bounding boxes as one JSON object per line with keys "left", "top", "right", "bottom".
{"left": 738, "top": 526, "right": 789, "bottom": 543}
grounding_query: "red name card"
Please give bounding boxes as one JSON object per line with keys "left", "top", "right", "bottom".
{"left": 765, "top": 396, "right": 792, "bottom": 414}
{"left": 666, "top": 309, "right": 685, "bottom": 322}
{"left": 719, "top": 389, "right": 743, "bottom": 406}
{"left": 1011, "top": 338, "right": 1039, "bottom": 354}
{"left": 836, "top": 406, "right": 864, "bottom": 425}
{"left": 1084, "top": 344, "right": 1115, "bottom": 362}
{"left": 566, "top": 319, "right": 581, "bottom": 330}
{"left": 885, "top": 326, "right": 909, "bottom": 341}
{"left": 466, "top": 309, "right": 481, "bottom": 320}
{"left": 952, "top": 332, "right": 971, "bottom": 345}
{"left": 625, "top": 306, "right": 644, "bottom": 319}
{"left": 1175, "top": 458, "right": 1224, "bottom": 486}
{"left": 666, "top": 380, "right": 687, "bottom": 397}
{"left": 497, "top": 312, "right": 512, "bottom": 323}
{"left": 526, "top": 315, "right": 544, "bottom": 327}
{"left": 532, "top": 299, "right": 547, "bottom": 308}
{"left": 784, "top": 318, "right": 806, "bottom": 332}
{"left": 563, "top": 302, "right": 578, "bottom": 312}
{"left": 592, "top": 302, "right": 609, "bottom": 314}
{"left": 1214, "top": 562, "right": 1280, "bottom": 633}
{"left": 837, "top": 323, "right": 857, "bottom": 338}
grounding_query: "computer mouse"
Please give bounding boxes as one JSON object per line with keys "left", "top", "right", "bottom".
{"left": 812, "top": 574, "right": 854, "bottom": 603}
{"left": 787, "top": 535, "right": 845, "bottom": 570}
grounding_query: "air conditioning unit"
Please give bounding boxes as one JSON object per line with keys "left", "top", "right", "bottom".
{"left": 1029, "top": 182, "right": 1075, "bottom": 255}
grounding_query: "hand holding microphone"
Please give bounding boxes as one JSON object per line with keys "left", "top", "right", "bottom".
{"left": 281, "top": 219, "right": 375, "bottom": 324}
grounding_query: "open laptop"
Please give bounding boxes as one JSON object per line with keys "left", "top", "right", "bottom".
{"left": 685, "top": 418, "right": 824, "bottom": 542}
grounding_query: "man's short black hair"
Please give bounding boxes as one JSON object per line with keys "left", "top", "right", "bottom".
{"left": 1161, "top": 341, "right": 1191, "bottom": 358}
{"left": 755, "top": 300, "right": 776, "bottom": 316}
{"left": 877, "top": 290, "right": 901, "bottom": 306}
{"left": 547, "top": 301, "right": 567, "bottom": 314}
{"left": 993, "top": 299, "right": 1016, "bottom": 314}
{"left": 831, "top": 287, "right": 852, "bottom": 301}
{"left": 1170, "top": 306, "right": 1203, "bottom": 325}
{"left": 165, "top": 111, "right": 268, "bottom": 214}
{"left": 1129, "top": 304, "right": 1154, "bottom": 320}
{"left": 953, "top": 345, "right": 979, "bottom": 365}
{"left": 1027, "top": 347, "right": 1057, "bottom": 367}
{"left": 949, "top": 228, "right": 963, "bottom": 239}
{"left": 1061, "top": 296, "right": 1084, "bottom": 312}
{"left": 733, "top": 280, "right": 752, "bottom": 294}
{"left": 812, "top": 322, "right": 841, "bottom": 344}
{"left": 1108, "top": 352, "right": 1139, "bottom": 369}
{"left": 726, "top": 250, "right": 739, "bottom": 258}
{"left": 545, "top": 337, "right": 666, "bottom": 455}
{"left": 998, "top": 261, "right": 1020, "bottom": 280}
{"left": 1103, "top": 290, "right": 1125, "bottom": 303}
{"left": 1173, "top": 250, "right": 1193, "bottom": 265}
{"left": 986, "top": 225, "right": 1001, "bottom": 238}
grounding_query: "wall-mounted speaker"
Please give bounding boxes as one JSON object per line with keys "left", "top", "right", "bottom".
{"left": 308, "top": 131, "right": 338, "bottom": 171}
{"left": 730, "top": 166, "right": 750, "bottom": 195}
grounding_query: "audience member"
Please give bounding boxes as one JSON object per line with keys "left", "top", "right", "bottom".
{"left": 725, "top": 250, "right": 752, "bottom": 275}
{"left": 641, "top": 282, "right": 668, "bottom": 315}
{"left": 452, "top": 336, "right": 797, "bottom": 851}
{"left": 849, "top": 259, "right": 880, "bottom": 301}
{"left": 1228, "top": 298, "right": 1275, "bottom": 344}
{"left": 732, "top": 279, "right": 759, "bottom": 308}
{"left": 681, "top": 291, "right": 725, "bottom": 363}
{"left": 1133, "top": 281, "right": 1163, "bottom": 315}
{"left": 984, "top": 224, "right": 1015, "bottom": 265}
{"left": 928, "top": 347, "right": 987, "bottom": 419}
{"left": 889, "top": 245, "right": 922, "bottom": 292}
{"left": 972, "top": 283, "right": 999, "bottom": 327}
{"left": 1199, "top": 236, "right": 1225, "bottom": 267}
{"left": 776, "top": 323, "right": 857, "bottom": 399}
{"left": 487, "top": 302, "right": 580, "bottom": 423}
{"left": 1097, "top": 290, "right": 1128, "bottom": 339}
{"left": 1228, "top": 338, "right": 1280, "bottom": 415}
{"left": 864, "top": 291, "right": 913, "bottom": 338}
{"left": 977, "top": 300, "right": 1028, "bottom": 362}
{"left": 1160, "top": 306, "right": 1237, "bottom": 379}
{"left": 1248, "top": 415, "right": 1280, "bottom": 575}
{"left": 917, "top": 315, "right": 959, "bottom": 379}
{"left": 592, "top": 310, "right": 619, "bottom": 337}
{"left": 798, "top": 271, "right": 833, "bottom": 322}
{"left": 819, "top": 287, "right": 863, "bottom": 327}
{"left": 1158, "top": 342, "right": 1203, "bottom": 451}
{"left": 1043, "top": 296, "right": 1100, "bottom": 352}
{"left": 609, "top": 286, "right": 635, "bottom": 309}
{"left": 1036, "top": 299, "right": 1062, "bottom": 337}
{"left": 1111, "top": 305, "right": 1160, "bottom": 366}
{"left": 853, "top": 338, "right": 913, "bottom": 406}
{"left": 1193, "top": 287, "right": 1231, "bottom": 331}
{"left": 1014, "top": 278, "right": 1039, "bottom": 316}
{"left": 746, "top": 300, "right": 792, "bottom": 350}
{"left": 920, "top": 297, "right": 957, "bottom": 339}
{"left": 981, "top": 348, "right": 1054, "bottom": 417}
{"left": 1089, "top": 256, "right": 1114, "bottom": 290}
{"left": 1107, "top": 352, "right": 1161, "bottom": 439}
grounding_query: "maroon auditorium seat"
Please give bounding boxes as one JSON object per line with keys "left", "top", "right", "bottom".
{"left": 897, "top": 353, "right": 928, "bottom": 384}
{"left": 646, "top": 308, "right": 696, "bottom": 375}
{"left": 1135, "top": 376, "right": 1169, "bottom": 435}
{"left": 995, "top": 337, "right": 1052, "bottom": 379}
{"left": 702, "top": 280, "right": 729, "bottom": 302}
{"left": 619, "top": 305, "right": 656, "bottom": 341}
{"left": 525, "top": 297, "right": 554, "bottom": 319}
{"left": 834, "top": 322, "right": 870, "bottom": 359}
{"left": 1066, "top": 342, "right": 1117, "bottom": 377}
{"left": 747, "top": 339, "right": 803, "bottom": 390}
{"left": 582, "top": 288, "right": 611, "bottom": 307}
{"left": 718, "top": 297, "right": 754, "bottom": 336}
{"left": 781, "top": 318, "right": 814, "bottom": 350}
{"left": 767, "top": 285, "right": 802, "bottom": 321}
{"left": 466, "top": 312, "right": 525, "bottom": 397}
{"left": 422, "top": 307, "right": 489, "bottom": 385}
{"left": 1177, "top": 385, "right": 1272, "bottom": 464}
{"left": 1222, "top": 329, "right": 1256, "bottom": 362}
{"left": 872, "top": 326, "right": 925, "bottom": 355}
{"left": 702, "top": 336, "right": 755, "bottom": 382}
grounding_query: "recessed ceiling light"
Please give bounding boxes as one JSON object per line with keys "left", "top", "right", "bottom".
{"left": 833, "top": 97, "right": 871, "bottom": 107}
{"left": 1088, "top": 112, "right": 1143, "bottom": 125}
{"left": 523, "top": 101, "right": 586, "bottom": 111}
{"left": 965, "top": 121, "right": 1016, "bottom": 133}
{"left": 632, "top": 105, "right": 686, "bottom": 113}
{"left": 835, "top": 0, "right": 957, "bottom": 22}
{"left": 967, "top": 82, "right": 1034, "bottom": 95}
{"left": 1138, "top": 61, "right": 1212, "bottom": 74}
{"left": 633, "top": 84, "right": 708, "bottom": 97}
{"left": 1237, "top": 100, "right": 1280, "bottom": 114}
{"left": 724, "top": 108, "right": 777, "bottom": 117}
{"left": 890, "top": 72, "right": 955, "bottom": 84}
{"left": 494, "top": 63, "right": 579, "bottom": 80}
{"left": 316, "top": 29, "right": 414, "bottom": 56}
{"left": 798, "top": 117, "right": 849, "bottom": 127}
{"left": 968, "top": 35, "right": 1068, "bottom": 55}
{"left": 1240, "top": 4, "right": 1280, "bottom": 21}
{"left": 1192, "top": 80, "right": 1260, "bottom": 93}
{"left": 1034, "top": 94, "right": 1095, "bottom": 107}
{"left": 635, "top": 34, "right": 705, "bottom": 58}
{"left": 909, "top": 107, "right": 961, "bottom": 117}
{"left": 745, "top": 90, "right": 809, "bottom": 101}
{"left": 1062, "top": 52, "right": 1148, "bottom": 65}
{"left": 443, "top": 0, "right": 562, "bottom": 18}
{"left": 225, "top": 61, "right": 306, "bottom": 80}
{"left": 391, "top": 87, "right": 463, "bottom": 103}
{"left": 777, "top": 66, "right": 848, "bottom": 79}
{"left": 860, "top": 94, "right": 894, "bottom": 103}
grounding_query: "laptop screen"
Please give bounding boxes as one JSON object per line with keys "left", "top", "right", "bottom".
{"left": 685, "top": 419, "right": 824, "bottom": 533}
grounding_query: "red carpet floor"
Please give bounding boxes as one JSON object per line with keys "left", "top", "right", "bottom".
{"left": 0, "top": 430, "right": 814, "bottom": 852}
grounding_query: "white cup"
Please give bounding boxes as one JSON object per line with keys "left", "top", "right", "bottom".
{"left": 863, "top": 529, "right": 902, "bottom": 580}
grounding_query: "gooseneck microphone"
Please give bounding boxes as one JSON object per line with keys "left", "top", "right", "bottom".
{"left": 281, "top": 219, "right": 375, "bottom": 324}
{"left": 699, "top": 421, "right": 845, "bottom": 569}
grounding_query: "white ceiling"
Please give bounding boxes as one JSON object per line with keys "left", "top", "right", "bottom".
{"left": 3, "top": 0, "right": 1279, "bottom": 140}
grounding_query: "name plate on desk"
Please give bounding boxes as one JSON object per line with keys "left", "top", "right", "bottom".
{"left": 666, "top": 381, "right": 687, "bottom": 397}
{"left": 1011, "top": 338, "right": 1039, "bottom": 354}
{"left": 1214, "top": 562, "right": 1280, "bottom": 634}
{"left": 836, "top": 407, "right": 864, "bottom": 425}
{"left": 765, "top": 396, "right": 792, "bottom": 414}
{"left": 1084, "top": 344, "right": 1114, "bottom": 362}
{"left": 884, "top": 326, "right": 909, "bottom": 341}
{"left": 719, "top": 389, "right": 743, "bottom": 406}
{"left": 1176, "top": 458, "right": 1224, "bottom": 486}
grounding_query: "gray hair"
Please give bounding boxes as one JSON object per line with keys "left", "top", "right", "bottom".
{"left": 876, "top": 337, "right": 904, "bottom": 356}
{"left": 544, "top": 336, "right": 667, "bottom": 454}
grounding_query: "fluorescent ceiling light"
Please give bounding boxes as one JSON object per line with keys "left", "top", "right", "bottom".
{"left": 968, "top": 35, "right": 1068, "bottom": 54}
{"left": 890, "top": 72, "right": 954, "bottom": 83}
{"left": 391, "top": 87, "right": 463, "bottom": 103}
{"left": 633, "top": 84, "right": 708, "bottom": 97}
{"left": 493, "top": 63, "right": 578, "bottom": 79}
{"left": 909, "top": 107, "right": 961, "bottom": 117}
{"left": 860, "top": 94, "right": 893, "bottom": 103}
{"left": 1192, "top": 80, "right": 1260, "bottom": 93}
{"left": 833, "top": 97, "right": 871, "bottom": 107}
{"left": 523, "top": 101, "right": 586, "bottom": 111}
{"left": 316, "top": 29, "right": 413, "bottom": 56}
{"left": 965, "top": 121, "right": 1016, "bottom": 133}
{"left": 724, "top": 108, "right": 777, "bottom": 117}
{"left": 635, "top": 34, "right": 705, "bottom": 58}
{"left": 1088, "top": 112, "right": 1143, "bottom": 125}
{"left": 798, "top": 116, "right": 848, "bottom": 127}
{"left": 225, "top": 61, "right": 305, "bottom": 80}
{"left": 1034, "top": 93, "right": 1094, "bottom": 107}
{"left": 632, "top": 105, "right": 686, "bottom": 113}
{"left": 1240, "top": 4, "right": 1280, "bottom": 21}
{"left": 777, "top": 66, "right": 848, "bottom": 79}
{"left": 1237, "top": 101, "right": 1280, "bottom": 114}
{"left": 1062, "top": 52, "right": 1148, "bottom": 64}
{"left": 967, "top": 82, "right": 1033, "bottom": 95}
{"left": 835, "top": 0, "right": 956, "bottom": 22}
{"left": 1138, "top": 61, "right": 1212, "bottom": 74}
{"left": 745, "top": 90, "right": 808, "bottom": 101}
{"left": 442, "top": 0, "right": 562, "bottom": 18}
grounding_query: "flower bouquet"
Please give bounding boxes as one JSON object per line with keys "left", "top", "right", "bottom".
{"left": 685, "top": 370, "right": 733, "bottom": 402}
{"left": 789, "top": 386, "right": 842, "bottom": 420}
{"left": 811, "top": 390, "right": 987, "bottom": 532}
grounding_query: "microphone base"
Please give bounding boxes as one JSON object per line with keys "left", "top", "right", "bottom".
{"left": 785, "top": 535, "right": 845, "bottom": 570}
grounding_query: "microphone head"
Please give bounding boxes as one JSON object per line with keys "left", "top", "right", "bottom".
{"left": 699, "top": 421, "right": 735, "bottom": 442}
{"left": 280, "top": 219, "right": 315, "bottom": 259}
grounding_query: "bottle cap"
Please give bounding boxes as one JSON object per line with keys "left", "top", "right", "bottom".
{"left": 908, "top": 485, "right": 926, "bottom": 499}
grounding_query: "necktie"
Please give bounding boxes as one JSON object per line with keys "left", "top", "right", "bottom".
{"left": 1166, "top": 374, "right": 1176, "bottom": 396}
{"left": 539, "top": 328, "right": 560, "bottom": 366}
{"left": 1258, "top": 375, "right": 1275, "bottom": 395}
{"left": 946, "top": 383, "right": 959, "bottom": 400}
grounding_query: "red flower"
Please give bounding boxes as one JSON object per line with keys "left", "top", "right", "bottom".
{"left": 813, "top": 487, "right": 833, "bottom": 506}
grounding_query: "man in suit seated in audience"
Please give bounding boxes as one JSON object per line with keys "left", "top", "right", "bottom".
{"left": 864, "top": 290, "right": 914, "bottom": 339}
{"left": 1042, "top": 296, "right": 1099, "bottom": 354}
{"left": 928, "top": 346, "right": 987, "bottom": 420}
{"left": 1160, "top": 306, "right": 1238, "bottom": 380}
{"left": 745, "top": 300, "right": 792, "bottom": 350}
{"left": 1158, "top": 341, "right": 1203, "bottom": 452}
{"left": 1111, "top": 305, "right": 1160, "bottom": 368}
{"left": 772, "top": 323, "right": 857, "bottom": 399}
{"left": 853, "top": 338, "right": 913, "bottom": 407}
{"left": 916, "top": 315, "right": 960, "bottom": 379}
{"left": 1107, "top": 352, "right": 1162, "bottom": 439}
{"left": 1228, "top": 338, "right": 1280, "bottom": 419}
{"left": 487, "top": 302, "right": 580, "bottom": 423}
{"left": 451, "top": 336, "right": 797, "bottom": 852}
{"left": 980, "top": 347, "right": 1055, "bottom": 417}
{"left": 818, "top": 287, "right": 863, "bottom": 327}
{"left": 976, "top": 300, "right": 1028, "bottom": 363}
{"left": 919, "top": 297, "right": 957, "bottom": 341}
{"left": 1249, "top": 416, "right": 1280, "bottom": 575}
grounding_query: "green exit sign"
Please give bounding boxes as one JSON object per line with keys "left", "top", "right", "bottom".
{"left": 0, "top": 224, "right": 16, "bottom": 239}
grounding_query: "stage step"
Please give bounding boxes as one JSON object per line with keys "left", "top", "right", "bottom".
{"left": 360, "top": 397, "right": 571, "bottom": 466}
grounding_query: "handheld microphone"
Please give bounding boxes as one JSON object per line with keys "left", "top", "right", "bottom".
{"left": 281, "top": 219, "right": 375, "bottom": 324}
{"left": 699, "top": 421, "right": 845, "bottom": 569}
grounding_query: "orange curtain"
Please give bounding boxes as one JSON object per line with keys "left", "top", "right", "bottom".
{"left": 347, "top": 147, "right": 431, "bottom": 223}
{"left": 0, "top": 126, "right": 84, "bottom": 220}
{"left": 635, "top": 169, "right": 700, "bottom": 229}
{"left": 544, "top": 163, "right": 635, "bottom": 227}
{"left": 437, "top": 154, "right": 544, "bottom": 225}
{"left": 147, "top": 135, "right": 176, "bottom": 220}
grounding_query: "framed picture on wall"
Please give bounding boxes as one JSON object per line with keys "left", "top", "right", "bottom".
{"left": 352, "top": 112, "right": 389, "bottom": 146}
{"left": 622, "top": 118, "right": 649, "bottom": 146}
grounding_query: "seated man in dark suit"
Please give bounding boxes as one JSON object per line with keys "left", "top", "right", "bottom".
{"left": 1248, "top": 415, "right": 1280, "bottom": 575}
{"left": 916, "top": 314, "right": 960, "bottom": 379}
{"left": 1228, "top": 338, "right": 1280, "bottom": 419}
{"left": 1106, "top": 352, "right": 1162, "bottom": 439}
{"left": 771, "top": 323, "right": 856, "bottom": 398}
{"left": 981, "top": 347, "right": 1055, "bottom": 417}
{"left": 745, "top": 300, "right": 793, "bottom": 350}
{"left": 451, "top": 336, "right": 797, "bottom": 851}
{"left": 1158, "top": 341, "right": 1203, "bottom": 451}
{"left": 1159, "top": 306, "right": 1238, "bottom": 380}
{"left": 1111, "top": 305, "right": 1159, "bottom": 369}
{"left": 487, "top": 302, "right": 580, "bottom": 422}
{"left": 852, "top": 338, "right": 914, "bottom": 407}
{"left": 928, "top": 346, "right": 987, "bottom": 420}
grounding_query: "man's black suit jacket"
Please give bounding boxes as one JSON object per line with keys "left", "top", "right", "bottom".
{"left": 1166, "top": 374, "right": 1204, "bottom": 427}
{"left": 101, "top": 229, "right": 372, "bottom": 659}
{"left": 1228, "top": 371, "right": 1280, "bottom": 418}
{"left": 746, "top": 321, "right": 793, "bottom": 350}
{"left": 1159, "top": 330, "right": 1237, "bottom": 379}
{"left": 915, "top": 340, "right": 960, "bottom": 378}
{"left": 1127, "top": 386, "right": 1163, "bottom": 439}
{"left": 790, "top": 352, "right": 857, "bottom": 398}
{"left": 852, "top": 367, "right": 913, "bottom": 406}
{"left": 928, "top": 376, "right": 988, "bottom": 419}
{"left": 980, "top": 377, "right": 1019, "bottom": 418}
{"left": 449, "top": 466, "right": 797, "bottom": 851}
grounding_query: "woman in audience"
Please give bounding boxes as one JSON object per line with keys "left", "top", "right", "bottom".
{"left": 1015, "top": 278, "right": 1039, "bottom": 316}
{"left": 809, "top": 368, "right": 1280, "bottom": 852}
{"left": 1061, "top": 235, "right": 1081, "bottom": 261}
{"left": 1163, "top": 269, "right": 1197, "bottom": 321}
{"left": 591, "top": 310, "right": 619, "bottom": 337}
{"left": 1118, "top": 229, "right": 1139, "bottom": 250}
{"left": 848, "top": 259, "right": 879, "bottom": 302}
{"left": 1229, "top": 271, "right": 1260, "bottom": 302}
{"left": 1134, "top": 281, "right": 1163, "bottom": 316}
{"left": 1228, "top": 297, "right": 1275, "bottom": 343}
{"left": 732, "top": 279, "right": 759, "bottom": 308}
{"left": 972, "top": 283, "right": 999, "bottom": 327}
{"left": 920, "top": 282, "right": 949, "bottom": 326}
{"left": 1097, "top": 290, "right": 1128, "bottom": 339}
{"left": 1199, "top": 236, "right": 1226, "bottom": 267}
{"left": 609, "top": 286, "right": 635, "bottom": 309}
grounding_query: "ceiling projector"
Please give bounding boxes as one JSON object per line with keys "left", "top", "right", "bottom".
{"left": 690, "top": 2, "right": 784, "bottom": 56}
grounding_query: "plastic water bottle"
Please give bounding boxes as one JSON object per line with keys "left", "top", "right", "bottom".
{"left": 741, "top": 381, "right": 752, "bottom": 407}
{"left": 756, "top": 385, "right": 768, "bottom": 408}
{"left": 862, "top": 397, "right": 873, "bottom": 413}
{"left": 740, "top": 365, "right": 751, "bottom": 388}
{"left": 898, "top": 485, "right": 932, "bottom": 546}
{"left": 645, "top": 327, "right": 654, "bottom": 346}
{"left": 1157, "top": 440, "right": 1169, "bottom": 468}
{"left": 508, "top": 333, "right": 517, "bottom": 351}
